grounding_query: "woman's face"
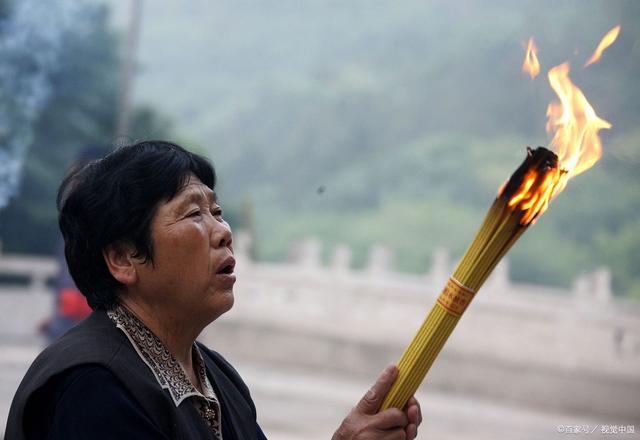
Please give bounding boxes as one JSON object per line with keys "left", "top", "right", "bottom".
{"left": 133, "top": 174, "right": 235, "bottom": 326}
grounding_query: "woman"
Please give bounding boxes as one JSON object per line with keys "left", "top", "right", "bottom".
{"left": 6, "top": 141, "right": 421, "bottom": 439}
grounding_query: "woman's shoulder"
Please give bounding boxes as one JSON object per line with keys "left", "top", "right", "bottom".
{"left": 34, "top": 310, "right": 127, "bottom": 366}
{"left": 26, "top": 365, "right": 168, "bottom": 439}
{"left": 6, "top": 311, "right": 169, "bottom": 439}
{"left": 30, "top": 364, "right": 124, "bottom": 414}
{"left": 49, "top": 363, "right": 114, "bottom": 389}
{"left": 44, "top": 364, "right": 122, "bottom": 397}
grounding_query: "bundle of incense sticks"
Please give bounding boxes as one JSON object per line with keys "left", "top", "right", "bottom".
{"left": 380, "top": 146, "right": 562, "bottom": 411}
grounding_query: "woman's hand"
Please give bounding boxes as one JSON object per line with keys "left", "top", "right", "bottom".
{"left": 332, "top": 365, "right": 422, "bottom": 440}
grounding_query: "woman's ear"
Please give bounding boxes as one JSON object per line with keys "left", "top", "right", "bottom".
{"left": 102, "top": 242, "right": 139, "bottom": 286}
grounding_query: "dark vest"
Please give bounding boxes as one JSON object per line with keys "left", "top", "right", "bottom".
{"left": 5, "top": 311, "right": 260, "bottom": 440}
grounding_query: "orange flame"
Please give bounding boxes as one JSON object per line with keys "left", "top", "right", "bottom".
{"left": 507, "top": 55, "right": 613, "bottom": 224}
{"left": 522, "top": 38, "right": 540, "bottom": 79}
{"left": 505, "top": 148, "right": 564, "bottom": 225}
{"left": 546, "top": 63, "right": 611, "bottom": 195}
{"left": 508, "top": 166, "right": 562, "bottom": 225}
{"left": 584, "top": 25, "right": 621, "bottom": 67}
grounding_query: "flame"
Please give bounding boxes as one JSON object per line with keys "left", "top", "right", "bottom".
{"left": 546, "top": 63, "right": 611, "bottom": 192}
{"left": 522, "top": 38, "right": 540, "bottom": 79}
{"left": 507, "top": 62, "right": 612, "bottom": 224}
{"left": 584, "top": 25, "right": 621, "bottom": 67}
{"left": 508, "top": 166, "right": 562, "bottom": 225}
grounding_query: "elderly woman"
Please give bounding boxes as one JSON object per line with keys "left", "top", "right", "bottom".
{"left": 6, "top": 141, "right": 421, "bottom": 440}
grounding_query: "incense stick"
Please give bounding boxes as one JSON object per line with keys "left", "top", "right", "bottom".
{"left": 380, "top": 147, "right": 559, "bottom": 411}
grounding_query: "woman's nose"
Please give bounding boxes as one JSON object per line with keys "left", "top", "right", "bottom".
{"left": 210, "top": 219, "right": 233, "bottom": 249}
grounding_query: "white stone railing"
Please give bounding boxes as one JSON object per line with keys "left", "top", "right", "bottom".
{"left": 0, "top": 232, "right": 619, "bottom": 303}
{"left": 227, "top": 232, "right": 640, "bottom": 366}
{"left": 214, "top": 232, "right": 640, "bottom": 420}
{"left": 237, "top": 232, "right": 618, "bottom": 303}
{"left": 0, "top": 249, "right": 58, "bottom": 292}
{"left": 1, "top": 233, "right": 639, "bottom": 418}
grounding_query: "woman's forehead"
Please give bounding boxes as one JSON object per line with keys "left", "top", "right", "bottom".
{"left": 171, "top": 178, "right": 216, "bottom": 206}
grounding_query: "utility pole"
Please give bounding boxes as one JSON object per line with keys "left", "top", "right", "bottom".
{"left": 116, "top": 0, "right": 143, "bottom": 136}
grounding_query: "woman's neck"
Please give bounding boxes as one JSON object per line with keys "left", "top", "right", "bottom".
{"left": 119, "top": 297, "right": 199, "bottom": 370}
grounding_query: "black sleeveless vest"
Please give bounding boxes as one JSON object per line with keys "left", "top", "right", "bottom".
{"left": 5, "top": 311, "right": 260, "bottom": 440}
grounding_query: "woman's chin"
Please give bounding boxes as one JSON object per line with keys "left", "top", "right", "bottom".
{"left": 204, "top": 289, "right": 234, "bottom": 323}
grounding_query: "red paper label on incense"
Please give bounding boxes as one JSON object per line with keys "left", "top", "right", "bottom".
{"left": 436, "top": 278, "right": 476, "bottom": 317}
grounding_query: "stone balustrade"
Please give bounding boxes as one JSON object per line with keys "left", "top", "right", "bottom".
{"left": 258, "top": 236, "right": 617, "bottom": 304}
{"left": 0, "top": 250, "right": 58, "bottom": 292}
{"left": 2, "top": 234, "right": 639, "bottom": 419}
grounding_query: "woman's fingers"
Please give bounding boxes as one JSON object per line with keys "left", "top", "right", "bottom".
{"left": 374, "top": 408, "right": 408, "bottom": 430}
{"left": 356, "top": 364, "right": 398, "bottom": 415}
{"left": 384, "top": 429, "right": 408, "bottom": 440}
{"left": 402, "top": 396, "right": 422, "bottom": 440}
{"left": 405, "top": 423, "right": 417, "bottom": 440}
{"left": 333, "top": 366, "right": 422, "bottom": 440}
{"left": 403, "top": 396, "right": 422, "bottom": 426}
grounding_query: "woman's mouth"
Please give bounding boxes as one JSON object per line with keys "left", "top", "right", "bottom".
{"left": 215, "top": 256, "right": 236, "bottom": 284}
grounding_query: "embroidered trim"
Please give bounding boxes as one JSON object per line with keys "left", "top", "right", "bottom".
{"left": 108, "top": 304, "right": 222, "bottom": 439}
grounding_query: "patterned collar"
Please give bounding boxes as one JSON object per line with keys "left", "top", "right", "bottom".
{"left": 107, "top": 303, "right": 223, "bottom": 438}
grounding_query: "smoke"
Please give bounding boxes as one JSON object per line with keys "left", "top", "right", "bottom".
{"left": 0, "top": 0, "right": 92, "bottom": 208}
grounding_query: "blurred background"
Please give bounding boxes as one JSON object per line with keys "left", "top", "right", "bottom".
{"left": 1, "top": 0, "right": 639, "bottom": 439}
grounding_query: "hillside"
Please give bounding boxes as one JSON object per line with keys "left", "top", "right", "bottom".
{"left": 106, "top": 0, "right": 640, "bottom": 297}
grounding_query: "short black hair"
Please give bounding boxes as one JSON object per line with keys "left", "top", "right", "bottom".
{"left": 57, "top": 140, "right": 216, "bottom": 310}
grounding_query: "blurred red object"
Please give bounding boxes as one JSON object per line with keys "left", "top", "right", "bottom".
{"left": 58, "top": 288, "right": 91, "bottom": 322}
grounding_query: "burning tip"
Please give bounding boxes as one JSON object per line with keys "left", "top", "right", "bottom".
{"left": 500, "top": 147, "right": 561, "bottom": 226}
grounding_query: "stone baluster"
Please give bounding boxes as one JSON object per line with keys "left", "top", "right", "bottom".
{"left": 288, "top": 237, "right": 322, "bottom": 269}
{"left": 331, "top": 244, "right": 352, "bottom": 273}
{"left": 428, "top": 247, "right": 450, "bottom": 287}
{"left": 573, "top": 267, "right": 612, "bottom": 305}
{"left": 485, "top": 258, "right": 510, "bottom": 293}
{"left": 365, "top": 245, "right": 393, "bottom": 277}
{"left": 233, "top": 230, "right": 253, "bottom": 271}
{"left": 592, "top": 267, "right": 613, "bottom": 304}
{"left": 30, "top": 274, "right": 47, "bottom": 292}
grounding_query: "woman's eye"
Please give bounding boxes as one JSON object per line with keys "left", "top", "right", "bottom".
{"left": 187, "top": 210, "right": 202, "bottom": 218}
